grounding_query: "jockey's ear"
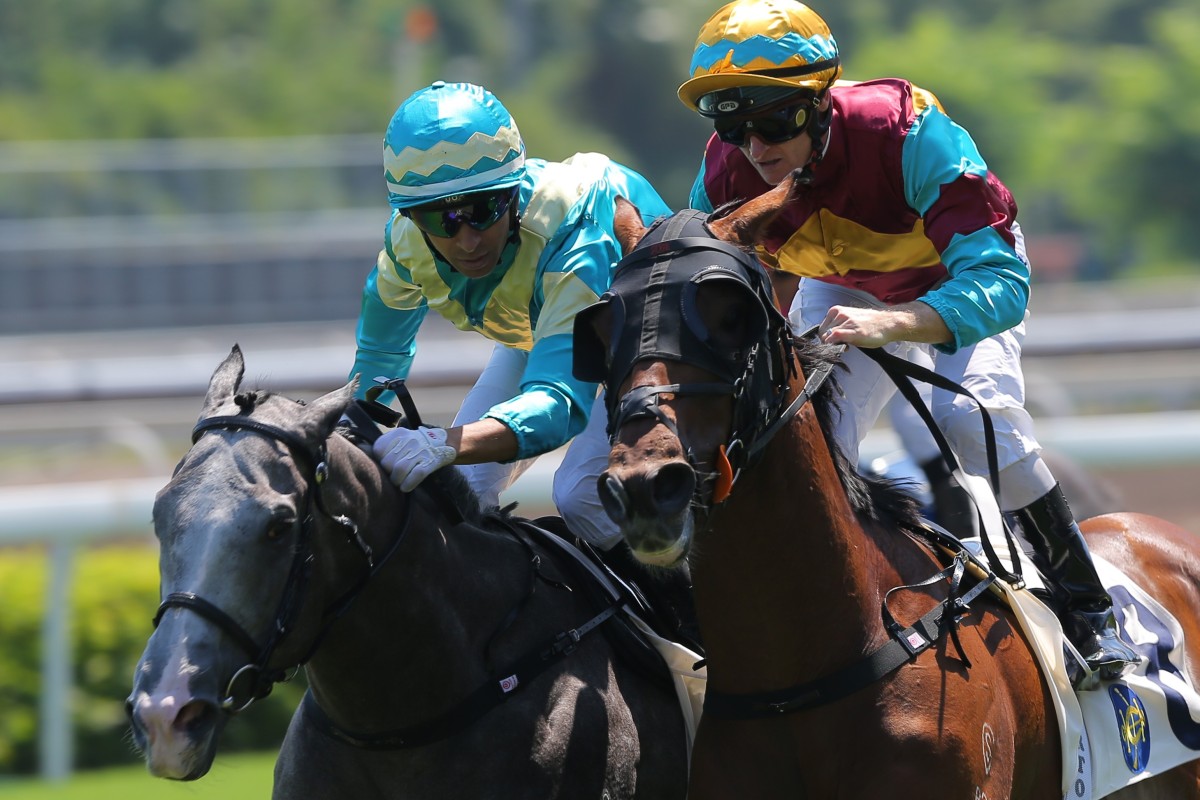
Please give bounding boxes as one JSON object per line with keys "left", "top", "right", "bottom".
{"left": 613, "top": 196, "right": 646, "bottom": 256}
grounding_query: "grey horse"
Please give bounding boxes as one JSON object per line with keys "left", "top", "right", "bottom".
{"left": 126, "top": 346, "right": 688, "bottom": 799}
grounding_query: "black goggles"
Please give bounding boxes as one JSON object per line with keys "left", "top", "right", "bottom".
{"left": 714, "top": 100, "right": 815, "bottom": 147}
{"left": 404, "top": 187, "right": 518, "bottom": 238}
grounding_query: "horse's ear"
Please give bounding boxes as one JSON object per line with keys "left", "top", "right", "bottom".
{"left": 303, "top": 378, "right": 358, "bottom": 440}
{"left": 200, "top": 345, "right": 245, "bottom": 416}
{"left": 613, "top": 196, "right": 646, "bottom": 256}
{"left": 708, "top": 170, "right": 801, "bottom": 248}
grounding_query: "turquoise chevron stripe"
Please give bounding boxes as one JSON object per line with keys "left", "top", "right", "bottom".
{"left": 900, "top": 106, "right": 988, "bottom": 215}
{"left": 387, "top": 156, "right": 512, "bottom": 188}
{"left": 692, "top": 32, "right": 837, "bottom": 72}
{"left": 386, "top": 126, "right": 521, "bottom": 180}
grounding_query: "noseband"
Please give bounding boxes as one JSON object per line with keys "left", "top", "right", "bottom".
{"left": 153, "top": 414, "right": 399, "bottom": 712}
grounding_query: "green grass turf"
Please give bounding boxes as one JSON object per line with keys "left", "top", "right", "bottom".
{"left": 0, "top": 751, "right": 276, "bottom": 799}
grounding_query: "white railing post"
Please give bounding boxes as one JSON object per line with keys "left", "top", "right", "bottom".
{"left": 40, "top": 541, "right": 75, "bottom": 781}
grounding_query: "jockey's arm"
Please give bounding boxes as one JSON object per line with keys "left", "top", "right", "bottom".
{"left": 443, "top": 418, "right": 520, "bottom": 465}
{"left": 819, "top": 300, "right": 952, "bottom": 349}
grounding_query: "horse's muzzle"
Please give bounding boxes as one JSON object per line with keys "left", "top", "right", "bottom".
{"left": 598, "top": 462, "right": 697, "bottom": 566}
{"left": 599, "top": 461, "right": 695, "bottom": 522}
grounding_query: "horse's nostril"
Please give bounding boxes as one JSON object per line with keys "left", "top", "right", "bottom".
{"left": 175, "top": 700, "right": 217, "bottom": 734}
{"left": 652, "top": 462, "right": 696, "bottom": 515}
{"left": 598, "top": 472, "right": 631, "bottom": 524}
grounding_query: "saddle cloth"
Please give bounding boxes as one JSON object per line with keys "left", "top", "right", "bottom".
{"left": 960, "top": 482, "right": 1200, "bottom": 799}
{"left": 627, "top": 617, "right": 707, "bottom": 756}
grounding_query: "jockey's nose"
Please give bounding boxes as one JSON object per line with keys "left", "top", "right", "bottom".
{"left": 454, "top": 225, "right": 484, "bottom": 249}
{"left": 745, "top": 133, "right": 773, "bottom": 155}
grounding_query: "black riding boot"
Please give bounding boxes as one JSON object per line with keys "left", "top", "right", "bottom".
{"left": 919, "top": 456, "right": 980, "bottom": 539}
{"left": 602, "top": 542, "right": 703, "bottom": 654}
{"left": 1009, "top": 484, "right": 1138, "bottom": 684}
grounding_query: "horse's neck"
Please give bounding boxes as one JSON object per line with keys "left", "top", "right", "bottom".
{"left": 303, "top": 483, "right": 545, "bottom": 730}
{"left": 698, "top": 409, "right": 897, "bottom": 688}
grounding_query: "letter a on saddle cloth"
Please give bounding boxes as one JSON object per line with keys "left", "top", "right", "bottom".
{"left": 960, "top": 473, "right": 1200, "bottom": 800}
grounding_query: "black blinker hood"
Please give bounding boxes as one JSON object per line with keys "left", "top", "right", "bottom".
{"left": 573, "top": 209, "right": 780, "bottom": 391}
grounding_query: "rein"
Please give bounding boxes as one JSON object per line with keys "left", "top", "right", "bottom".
{"left": 741, "top": 334, "right": 840, "bottom": 465}
{"left": 153, "top": 413, "right": 413, "bottom": 713}
{"left": 299, "top": 511, "right": 626, "bottom": 750}
{"left": 299, "top": 388, "right": 633, "bottom": 751}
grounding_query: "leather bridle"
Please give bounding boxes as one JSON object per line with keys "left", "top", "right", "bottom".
{"left": 152, "top": 414, "right": 409, "bottom": 713}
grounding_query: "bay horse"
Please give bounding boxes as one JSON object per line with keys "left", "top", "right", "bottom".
{"left": 126, "top": 346, "right": 688, "bottom": 799}
{"left": 572, "top": 179, "right": 1200, "bottom": 798}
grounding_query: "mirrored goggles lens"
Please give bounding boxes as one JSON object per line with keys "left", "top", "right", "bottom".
{"left": 405, "top": 188, "right": 517, "bottom": 238}
{"left": 714, "top": 103, "right": 812, "bottom": 147}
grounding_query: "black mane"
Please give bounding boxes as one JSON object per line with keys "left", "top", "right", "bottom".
{"left": 422, "top": 466, "right": 484, "bottom": 526}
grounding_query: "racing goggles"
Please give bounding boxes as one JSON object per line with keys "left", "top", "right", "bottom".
{"left": 713, "top": 99, "right": 816, "bottom": 147}
{"left": 404, "top": 186, "right": 518, "bottom": 238}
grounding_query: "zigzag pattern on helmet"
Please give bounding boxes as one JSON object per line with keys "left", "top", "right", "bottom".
{"left": 385, "top": 124, "right": 523, "bottom": 188}
{"left": 691, "top": 32, "right": 838, "bottom": 74}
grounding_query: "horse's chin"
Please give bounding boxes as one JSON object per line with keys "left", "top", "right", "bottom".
{"left": 129, "top": 683, "right": 225, "bottom": 782}
{"left": 622, "top": 512, "right": 694, "bottom": 568}
{"left": 144, "top": 730, "right": 220, "bottom": 781}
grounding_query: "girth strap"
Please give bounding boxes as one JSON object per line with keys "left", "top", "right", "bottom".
{"left": 702, "top": 551, "right": 996, "bottom": 719}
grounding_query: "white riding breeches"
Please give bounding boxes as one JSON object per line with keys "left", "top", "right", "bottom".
{"left": 885, "top": 350, "right": 942, "bottom": 468}
{"left": 788, "top": 278, "right": 1055, "bottom": 512}
{"left": 451, "top": 344, "right": 621, "bottom": 550}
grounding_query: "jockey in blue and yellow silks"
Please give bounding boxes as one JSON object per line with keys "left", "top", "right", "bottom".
{"left": 350, "top": 81, "right": 671, "bottom": 550}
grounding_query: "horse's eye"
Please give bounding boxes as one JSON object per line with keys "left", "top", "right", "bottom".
{"left": 265, "top": 518, "right": 296, "bottom": 541}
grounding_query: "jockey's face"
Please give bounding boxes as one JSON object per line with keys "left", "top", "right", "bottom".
{"left": 742, "top": 132, "right": 813, "bottom": 186}
{"left": 736, "top": 94, "right": 829, "bottom": 187}
{"left": 412, "top": 191, "right": 516, "bottom": 280}
{"left": 418, "top": 202, "right": 513, "bottom": 279}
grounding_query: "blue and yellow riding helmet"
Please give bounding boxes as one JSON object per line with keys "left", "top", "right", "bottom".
{"left": 384, "top": 81, "right": 526, "bottom": 212}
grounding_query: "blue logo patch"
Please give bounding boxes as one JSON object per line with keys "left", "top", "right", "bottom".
{"left": 1108, "top": 684, "right": 1150, "bottom": 774}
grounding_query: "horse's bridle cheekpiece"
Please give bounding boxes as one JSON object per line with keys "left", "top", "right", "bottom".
{"left": 153, "top": 413, "right": 389, "bottom": 713}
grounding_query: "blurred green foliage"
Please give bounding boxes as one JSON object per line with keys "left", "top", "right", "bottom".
{"left": 0, "top": 545, "right": 304, "bottom": 776}
{"left": 1, "top": 0, "right": 1198, "bottom": 276}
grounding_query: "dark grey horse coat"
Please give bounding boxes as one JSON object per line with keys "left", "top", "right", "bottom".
{"left": 127, "top": 346, "right": 688, "bottom": 799}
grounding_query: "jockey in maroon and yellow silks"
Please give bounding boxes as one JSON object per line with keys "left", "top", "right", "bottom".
{"left": 681, "top": 0, "right": 1138, "bottom": 686}
{"left": 689, "top": 78, "right": 1028, "bottom": 354}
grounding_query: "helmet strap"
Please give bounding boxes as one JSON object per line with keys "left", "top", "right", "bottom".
{"left": 797, "top": 94, "right": 834, "bottom": 184}
{"left": 507, "top": 201, "right": 522, "bottom": 246}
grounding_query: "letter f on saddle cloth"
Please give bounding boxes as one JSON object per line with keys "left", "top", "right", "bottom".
{"left": 678, "top": 0, "right": 1136, "bottom": 685}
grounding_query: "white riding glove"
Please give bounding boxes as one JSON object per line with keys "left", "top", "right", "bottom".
{"left": 372, "top": 426, "right": 457, "bottom": 492}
